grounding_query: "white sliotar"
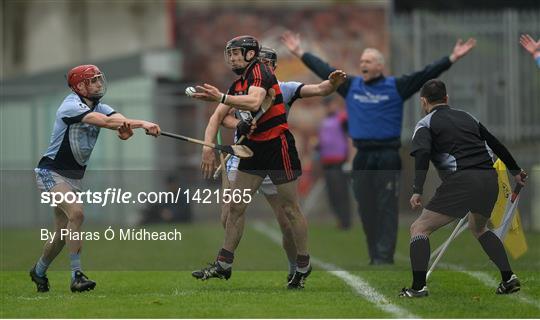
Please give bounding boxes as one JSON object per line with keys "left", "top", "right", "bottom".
{"left": 185, "top": 86, "right": 196, "bottom": 96}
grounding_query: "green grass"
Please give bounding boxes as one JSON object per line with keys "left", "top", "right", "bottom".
{"left": 1, "top": 222, "right": 539, "bottom": 318}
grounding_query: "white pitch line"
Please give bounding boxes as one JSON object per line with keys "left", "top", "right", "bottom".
{"left": 252, "top": 221, "right": 418, "bottom": 319}
{"left": 394, "top": 253, "right": 540, "bottom": 310}
{"left": 440, "top": 262, "right": 540, "bottom": 310}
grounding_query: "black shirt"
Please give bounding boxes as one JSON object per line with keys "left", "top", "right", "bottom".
{"left": 411, "top": 105, "right": 521, "bottom": 194}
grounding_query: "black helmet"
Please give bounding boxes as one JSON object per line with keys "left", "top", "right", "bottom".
{"left": 224, "top": 35, "right": 261, "bottom": 75}
{"left": 259, "top": 47, "right": 278, "bottom": 68}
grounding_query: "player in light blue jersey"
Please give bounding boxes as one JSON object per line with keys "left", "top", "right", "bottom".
{"left": 200, "top": 47, "right": 346, "bottom": 286}
{"left": 520, "top": 34, "right": 540, "bottom": 68}
{"left": 31, "top": 65, "right": 161, "bottom": 293}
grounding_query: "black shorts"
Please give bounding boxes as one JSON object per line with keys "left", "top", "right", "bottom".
{"left": 426, "top": 169, "right": 499, "bottom": 218}
{"left": 238, "top": 130, "right": 302, "bottom": 185}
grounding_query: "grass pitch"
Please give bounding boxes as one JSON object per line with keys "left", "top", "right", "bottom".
{"left": 1, "top": 222, "right": 539, "bottom": 318}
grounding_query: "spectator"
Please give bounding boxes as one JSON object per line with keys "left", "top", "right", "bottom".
{"left": 318, "top": 97, "right": 352, "bottom": 229}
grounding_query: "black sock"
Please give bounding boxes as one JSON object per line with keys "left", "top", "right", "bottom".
{"left": 410, "top": 234, "right": 430, "bottom": 290}
{"left": 216, "top": 248, "right": 234, "bottom": 269}
{"left": 478, "top": 231, "right": 513, "bottom": 282}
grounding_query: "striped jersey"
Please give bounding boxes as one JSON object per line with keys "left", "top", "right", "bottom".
{"left": 227, "top": 61, "right": 287, "bottom": 141}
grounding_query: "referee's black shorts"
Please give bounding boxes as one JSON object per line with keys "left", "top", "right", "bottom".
{"left": 426, "top": 169, "right": 499, "bottom": 218}
{"left": 238, "top": 130, "right": 302, "bottom": 185}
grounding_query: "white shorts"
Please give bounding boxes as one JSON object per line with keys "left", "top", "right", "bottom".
{"left": 34, "top": 168, "right": 82, "bottom": 192}
{"left": 226, "top": 156, "right": 277, "bottom": 196}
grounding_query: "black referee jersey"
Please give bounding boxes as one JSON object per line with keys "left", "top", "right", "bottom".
{"left": 410, "top": 104, "right": 521, "bottom": 194}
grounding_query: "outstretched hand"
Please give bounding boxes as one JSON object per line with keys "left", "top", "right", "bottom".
{"left": 143, "top": 121, "right": 161, "bottom": 137}
{"left": 192, "top": 84, "right": 223, "bottom": 103}
{"left": 519, "top": 34, "right": 540, "bottom": 56}
{"left": 281, "top": 30, "right": 304, "bottom": 57}
{"left": 117, "top": 122, "right": 133, "bottom": 140}
{"left": 328, "top": 70, "right": 347, "bottom": 87}
{"left": 449, "top": 38, "right": 477, "bottom": 63}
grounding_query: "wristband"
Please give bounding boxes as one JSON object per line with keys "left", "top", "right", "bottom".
{"left": 221, "top": 94, "right": 227, "bottom": 104}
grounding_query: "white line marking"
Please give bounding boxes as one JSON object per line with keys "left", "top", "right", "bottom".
{"left": 441, "top": 262, "right": 540, "bottom": 310}
{"left": 395, "top": 253, "right": 540, "bottom": 310}
{"left": 252, "top": 221, "right": 419, "bottom": 319}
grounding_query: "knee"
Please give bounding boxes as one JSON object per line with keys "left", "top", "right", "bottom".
{"left": 469, "top": 224, "right": 488, "bottom": 239}
{"left": 228, "top": 203, "right": 245, "bottom": 221}
{"left": 276, "top": 210, "right": 291, "bottom": 229}
{"left": 410, "top": 220, "right": 430, "bottom": 237}
{"left": 68, "top": 209, "right": 84, "bottom": 225}
{"left": 281, "top": 201, "right": 301, "bottom": 221}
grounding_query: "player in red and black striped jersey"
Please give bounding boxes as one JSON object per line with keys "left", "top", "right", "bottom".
{"left": 190, "top": 35, "right": 311, "bottom": 288}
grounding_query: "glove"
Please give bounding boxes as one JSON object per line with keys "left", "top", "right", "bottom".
{"left": 236, "top": 119, "right": 252, "bottom": 136}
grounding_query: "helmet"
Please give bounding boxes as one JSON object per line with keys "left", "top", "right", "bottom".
{"left": 66, "top": 64, "right": 107, "bottom": 102}
{"left": 224, "top": 35, "right": 261, "bottom": 75}
{"left": 259, "top": 47, "right": 278, "bottom": 69}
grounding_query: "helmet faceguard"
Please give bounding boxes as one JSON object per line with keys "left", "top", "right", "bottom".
{"left": 224, "top": 35, "right": 261, "bottom": 75}
{"left": 66, "top": 65, "right": 107, "bottom": 103}
{"left": 259, "top": 47, "right": 278, "bottom": 69}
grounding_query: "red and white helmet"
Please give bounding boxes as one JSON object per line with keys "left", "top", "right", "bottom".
{"left": 66, "top": 64, "right": 107, "bottom": 101}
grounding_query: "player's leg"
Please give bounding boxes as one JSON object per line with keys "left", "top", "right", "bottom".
{"left": 34, "top": 206, "right": 68, "bottom": 273}
{"left": 267, "top": 130, "right": 310, "bottom": 288}
{"left": 55, "top": 194, "right": 96, "bottom": 292}
{"left": 192, "top": 170, "right": 262, "bottom": 281}
{"left": 30, "top": 205, "right": 68, "bottom": 292}
{"left": 31, "top": 169, "right": 71, "bottom": 292}
{"left": 400, "top": 208, "right": 455, "bottom": 298}
{"left": 223, "top": 171, "right": 263, "bottom": 252}
{"left": 263, "top": 189, "right": 297, "bottom": 280}
{"left": 469, "top": 212, "right": 520, "bottom": 294}
{"left": 274, "top": 180, "right": 312, "bottom": 288}
{"left": 468, "top": 169, "right": 519, "bottom": 294}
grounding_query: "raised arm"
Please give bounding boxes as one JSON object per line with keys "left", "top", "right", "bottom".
{"left": 299, "top": 70, "right": 347, "bottom": 98}
{"left": 396, "top": 38, "right": 476, "bottom": 100}
{"left": 281, "top": 30, "right": 350, "bottom": 97}
{"left": 519, "top": 34, "right": 540, "bottom": 68}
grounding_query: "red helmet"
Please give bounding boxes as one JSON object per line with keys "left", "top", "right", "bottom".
{"left": 66, "top": 64, "right": 107, "bottom": 101}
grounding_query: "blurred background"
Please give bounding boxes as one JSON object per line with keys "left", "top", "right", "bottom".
{"left": 1, "top": 0, "right": 539, "bottom": 234}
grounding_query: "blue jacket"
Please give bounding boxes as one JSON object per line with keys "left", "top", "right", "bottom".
{"left": 301, "top": 53, "right": 453, "bottom": 148}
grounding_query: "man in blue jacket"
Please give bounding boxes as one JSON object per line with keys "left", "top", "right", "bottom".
{"left": 281, "top": 31, "right": 476, "bottom": 264}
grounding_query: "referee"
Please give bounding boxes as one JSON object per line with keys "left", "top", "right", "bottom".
{"left": 400, "top": 79, "right": 526, "bottom": 297}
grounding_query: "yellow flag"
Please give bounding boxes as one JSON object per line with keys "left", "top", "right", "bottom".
{"left": 491, "top": 159, "right": 528, "bottom": 259}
